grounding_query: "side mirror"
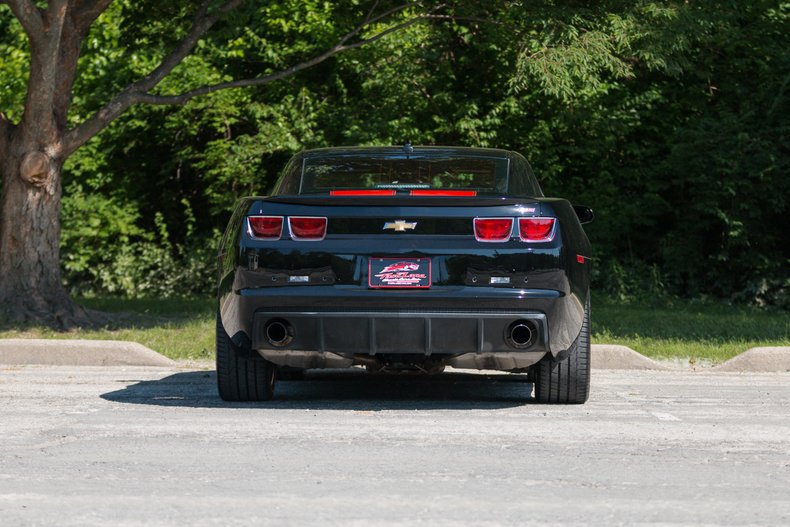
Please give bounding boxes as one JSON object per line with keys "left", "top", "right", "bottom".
{"left": 573, "top": 205, "right": 594, "bottom": 225}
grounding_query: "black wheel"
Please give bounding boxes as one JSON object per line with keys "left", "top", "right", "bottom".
{"left": 216, "top": 311, "right": 276, "bottom": 401}
{"left": 532, "top": 300, "right": 591, "bottom": 404}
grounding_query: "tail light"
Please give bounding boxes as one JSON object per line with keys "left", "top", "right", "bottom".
{"left": 330, "top": 190, "right": 396, "bottom": 196}
{"left": 473, "top": 218, "right": 513, "bottom": 242}
{"left": 519, "top": 217, "right": 556, "bottom": 242}
{"left": 288, "top": 217, "right": 327, "bottom": 241}
{"left": 410, "top": 190, "right": 478, "bottom": 197}
{"left": 248, "top": 216, "right": 283, "bottom": 239}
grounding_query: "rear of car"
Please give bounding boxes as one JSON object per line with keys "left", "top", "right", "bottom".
{"left": 217, "top": 146, "right": 592, "bottom": 403}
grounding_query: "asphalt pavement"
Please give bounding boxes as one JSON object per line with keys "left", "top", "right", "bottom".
{"left": 1, "top": 365, "right": 789, "bottom": 526}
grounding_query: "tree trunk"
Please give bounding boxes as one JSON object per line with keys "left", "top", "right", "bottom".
{"left": 0, "top": 2, "right": 97, "bottom": 329}
{"left": 0, "top": 136, "right": 92, "bottom": 328}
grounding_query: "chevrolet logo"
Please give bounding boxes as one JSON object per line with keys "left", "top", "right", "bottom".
{"left": 383, "top": 220, "right": 417, "bottom": 232}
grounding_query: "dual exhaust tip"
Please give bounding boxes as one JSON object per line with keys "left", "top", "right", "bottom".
{"left": 266, "top": 318, "right": 537, "bottom": 350}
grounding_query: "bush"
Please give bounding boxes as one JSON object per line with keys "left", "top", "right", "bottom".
{"left": 92, "top": 237, "right": 215, "bottom": 298}
{"left": 62, "top": 189, "right": 216, "bottom": 298}
{"left": 593, "top": 258, "right": 670, "bottom": 305}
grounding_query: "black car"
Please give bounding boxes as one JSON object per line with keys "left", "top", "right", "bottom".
{"left": 216, "top": 145, "right": 593, "bottom": 403}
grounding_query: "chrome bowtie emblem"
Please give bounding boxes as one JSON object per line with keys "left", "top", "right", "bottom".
{"left": 383, "top": 220, "right": 417, "bottom": 232}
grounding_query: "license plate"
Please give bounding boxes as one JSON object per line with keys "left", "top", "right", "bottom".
{"left": 369, "top": 258, "right": 431, "bottom": 289}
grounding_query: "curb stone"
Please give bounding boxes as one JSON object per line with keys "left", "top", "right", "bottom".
{"left": 711, "top": 347, "right": 790, "bottom": 373}
{"left": 590, "top": 345, "right": 790, "bottom": 372}
{"left": 591, "top": 344, "right": 673, "bottom": 370}
{"left": 0, "top": 339, "right": 176, "bottom": 367}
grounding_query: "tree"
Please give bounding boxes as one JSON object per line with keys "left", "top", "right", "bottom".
{"left": 4, "top": 1, "right": 785, "bottom": 324}
{"left": 0, "top": 0, "right": 445, "bottom": 327}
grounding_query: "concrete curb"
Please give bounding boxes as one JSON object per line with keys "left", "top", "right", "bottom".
{"left": 711, "top": 347, "right": 790, "bottom": 373}
{"left": 0, "top": 339, "right": 787, "bottom": 372}
{"left": 591, "top": 344, "right": 672, "bottom": 370}
{"left": 591, "top": 344, "right": 790, "bottom": 372}
{"left": 0, "top": 339, "right": 176, "bottom": 367}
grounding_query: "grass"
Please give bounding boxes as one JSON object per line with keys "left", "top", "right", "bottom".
{"left": 1, "top": 295, "right": 787, "bottom": 364}
{"left": 592, "top": 295, "right": 790, "bottom": 363}
{"left": 0, "top": 298, "right": 216, "bottom": 361}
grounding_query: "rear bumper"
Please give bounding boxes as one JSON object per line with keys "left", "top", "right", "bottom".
{"left": 219, "top": 284, "right": 585, "bottom": 360}
{"left": 252, "top": 310, "right": 549, "bottom": 355}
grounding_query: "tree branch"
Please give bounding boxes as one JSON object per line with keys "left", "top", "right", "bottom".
{"left": 363, "top": 0, "right": 381, "bottom": 25}
{"left": 63, "top": 0, "right": 243, "bottom": 154}
{"left": 72, "top": 0, "right": 113, "bottom": 33}
{"left": 3, "top": 0, "right": 44, "bottom": 45}
{"left": 421, "top": 14, "right": 502, "bottom": 26}
{"left": 19, "top": 0, "right": 73, "bottom": 136}
{"left": 63, "top": 1, "right": 447, "bottom": 155}
{"left": 129, "top": 14, "right": 436, "bottom": 106}
{"left": 338, "top": 1, "right": 418, "bottom": 46}
{"left": 129, "top": 0, "right": 244, "bottom": 96}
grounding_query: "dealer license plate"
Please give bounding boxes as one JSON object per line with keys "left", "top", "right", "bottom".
{"left": 368, "top": 258, "right": 431, "bottom": 289}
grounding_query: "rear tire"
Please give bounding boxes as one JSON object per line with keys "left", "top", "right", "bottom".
{"left": 533, "top": 300, "right": 591, "bottom": 404}
{"left": 216, "top": 312, "right": 276, "bottom": 401}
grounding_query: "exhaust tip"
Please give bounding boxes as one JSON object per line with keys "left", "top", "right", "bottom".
{"left": 265, "top": 319, "right": 293, "bottom": 347}
{"left": 506, "top": 320, "right": 536, "bottom": 349}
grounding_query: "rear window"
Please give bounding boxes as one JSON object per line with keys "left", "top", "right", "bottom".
{"left": 299, "top": 155, "right": 509, "bottom": 194}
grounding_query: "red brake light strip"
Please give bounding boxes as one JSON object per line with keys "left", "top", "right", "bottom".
{"left": 409, "top": 190, "right": 478, "bottom": 197}
{"left": 330, "top": 189, "right": 478, "bottom": 197}
{"left": 330, "top": 190, "right": 396, "bottom": 196}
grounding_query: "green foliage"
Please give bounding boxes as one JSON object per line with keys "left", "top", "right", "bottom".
{"left": 595, "top": 259, "right": 669, "bottom": 305}
{"left": 61, "top": 184, "right": 216, "bottom": 298}
{"left": 60, "top": 183, "right": 146, "bottom": 279}
{"left": 94, "top": 233, "right": 216, "bottom": 299}
{"left": 0, "top": 15, "right": 28, "bottom": 122}
{"left": 4, "top": 1, "right": 787, "bottom": 306}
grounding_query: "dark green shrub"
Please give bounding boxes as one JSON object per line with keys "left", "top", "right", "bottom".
{"left": 61, "top": 189, "right": 216, "bottom": 298}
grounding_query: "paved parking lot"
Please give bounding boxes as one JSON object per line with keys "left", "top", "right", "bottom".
{"left": 1, "top": 365, "right": 789, "bottom": 525}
